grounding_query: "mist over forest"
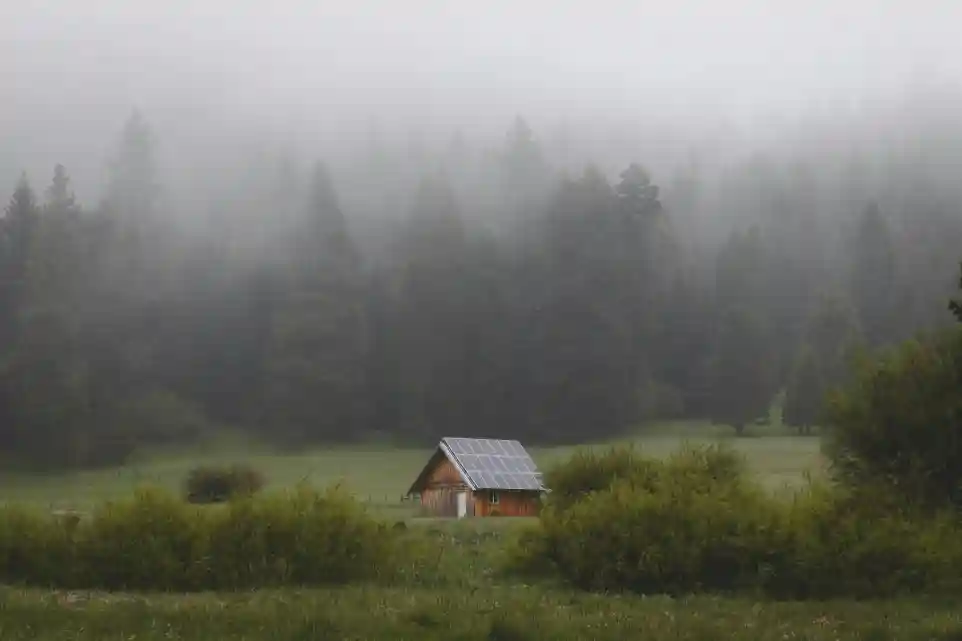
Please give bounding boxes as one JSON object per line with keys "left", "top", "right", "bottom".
{"left": 4, "top": 1, "right": 962, "bottom": 468}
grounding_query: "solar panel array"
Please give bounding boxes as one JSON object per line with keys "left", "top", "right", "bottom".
{"left": 442, "top": 437, "right": 545, "bottom": 491}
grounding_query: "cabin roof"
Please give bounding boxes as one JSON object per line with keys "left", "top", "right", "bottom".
{"left": 407, "top": 437, "right": 547, "bottom": 495}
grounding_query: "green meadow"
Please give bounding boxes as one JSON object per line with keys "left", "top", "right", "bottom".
{"left": 0, "top": 421, "right": 824, "bottom": 514}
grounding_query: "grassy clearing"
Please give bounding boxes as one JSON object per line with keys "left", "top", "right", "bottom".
{"left": 0, "top": 421, "right": 824, "bottom": 512}
{"left": 2, "top": 585, "right": 961, "bottom": 641}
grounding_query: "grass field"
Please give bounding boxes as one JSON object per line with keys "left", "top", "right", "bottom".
{"left": 0, "top": 421, "right": 825, "bottom": 513}
{"left": 3, "top": 585, "right": 962, "bottom": 641}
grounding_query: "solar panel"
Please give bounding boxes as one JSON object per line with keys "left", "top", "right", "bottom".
{"left": 441, "top": 437, "right": 546, "bottom": 491}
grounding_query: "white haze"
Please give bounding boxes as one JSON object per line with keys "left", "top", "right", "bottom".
{"left": 3, "top": 0, "right": 962, "bottom": 208}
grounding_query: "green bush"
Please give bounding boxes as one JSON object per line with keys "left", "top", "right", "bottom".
{"left": 203, "top": 484, "right": 392, "bottom": 588}
{"left": 0, "top": 504, "right": 75, "bottom": 587}
{"left": 184, "top": 463, "right": 266, "bottom": 504}
{"left": 521, "top": 444, "right": 776, "bottom": 594}
{"left": 73, "top": 487, "right": 201, "bottom": 590}
{"left": 537, "top": 472, "right": 781, "bottom": 594}
{"left": 661, "top": 442, "right": 747, "bottom": 491}
{"left": 823, "top": 329, "right": 962, "bottom": 510}
{"left": 510, "top": 443, "right": 962, "bottom": 600}
{"left": 767, "top": 483, "right": 962, "bottom": 599}
{"left": 0, "top": 485, "right": 395, "bottom": 591}
{"left": 542, "top": 445, "right": 659, "bottom": 512}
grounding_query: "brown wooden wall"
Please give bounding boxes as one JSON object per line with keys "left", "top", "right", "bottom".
{"left": 473, "top": 490, "right": 541, "bottom": 517}
{"left": 418, "top": 456, "right": 474, "bottom": 517}
{"left": 415, "top": 453, "right": 541, "bottom": 517}
{"left": 426, "top": 456, "right": 465, "bottom": 487}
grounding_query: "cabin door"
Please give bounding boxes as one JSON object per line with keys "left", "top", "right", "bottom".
{"left": 456, "top": 491, "right": 468, "bottom": 518}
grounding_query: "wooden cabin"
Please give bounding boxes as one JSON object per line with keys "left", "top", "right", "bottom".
{"left": 406, "top": 437, "right": 547, "bottom": 518}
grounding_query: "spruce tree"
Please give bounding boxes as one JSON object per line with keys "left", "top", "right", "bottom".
{"left": 264, "top": 161, "right": 369, "bottom": 443}
{"left": 707, "top": 306, "right": 777, "bottom": 435}
{"left": 849, "top": 202, "right": 896, "bottom": 345}
{"left": 0, "top": 174, "right": 40, "bottom": 345}
{"left": 783, "top": 346, "right": 824, "bottom": 435}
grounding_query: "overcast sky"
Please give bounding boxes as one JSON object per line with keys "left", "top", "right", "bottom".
{"left": 4, "top": 1, "right": 962, "bottom": 200}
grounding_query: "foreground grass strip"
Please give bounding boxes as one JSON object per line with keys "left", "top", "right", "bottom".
{"left": 2, "top": 586, "right": 962, "bottom": 641}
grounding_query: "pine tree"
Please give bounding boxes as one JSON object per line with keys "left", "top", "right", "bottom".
{"left": 0, "top": 174, "right": 40, "bottom": 345}
{"left": 45, "top": 164, "right": 75, "bottom": 210}
{"left": 707, "top": 307, "right": 777, "bottom": 435}
{"left": 803, "top": 292, "right": 862, "bottom": 389}
{"left": 518, "top": 166, "right": 656, "bottom": 441}
{"left": 5, "top": 166, "right": 126, "bottom": 467}
{"left": 28, "top": 165, "right": 84, "bottom": 308}
{"left": 500, "top": 115, "right": 552, "bottom": 237}
{"left": 103, "top": 109, "right": 159, "bottom": 221}
{"left": 264, "top": 161, "right": 369, "bottom": 443}
{"left": 616, "top": 163, "right": 663, "bottom": 216}
{"left": 849, "top": 202, "right": 896, "bottom": 345}
{"left": 387, "top": 174, "right": 472, "bottom": 441}
{"left": 0, "top": 175, "right": 40, "bottom": 455}
{"left": 783, "top": 346, "right": 824, "bottom": 435}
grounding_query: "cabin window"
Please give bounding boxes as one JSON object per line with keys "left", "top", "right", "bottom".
{"left": 489, "top": 490, "right": 499, "bottom": 505}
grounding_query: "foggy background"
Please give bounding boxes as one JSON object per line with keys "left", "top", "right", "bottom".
{"left": 6, "top": 0, "right": 962, "bottom": 468}
{"left": 5, "top": 0, "right": 962, "bottom": 204}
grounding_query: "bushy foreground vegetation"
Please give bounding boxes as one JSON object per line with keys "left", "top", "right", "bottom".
{"left": 0, "top": 485, "right": 392, "bottom": 591}
{"left": 512, "top": 444, "right": 962, "bottom": 599}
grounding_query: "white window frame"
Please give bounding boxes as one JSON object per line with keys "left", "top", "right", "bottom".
{"left": 489, "top": 490, "right": 500, "bottom": 505}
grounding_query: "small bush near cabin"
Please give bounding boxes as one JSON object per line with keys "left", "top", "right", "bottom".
{"left": 541, "top": 445, "right": 660, "bottom": 512}
{"left": 203, "top": 485, "right": 393, "bottom": 588}
{"left": 184, "top": 463, "right": 266, "bottom": 504}
{"left": 531, "top": 445, "right": 781, "bottom": 595}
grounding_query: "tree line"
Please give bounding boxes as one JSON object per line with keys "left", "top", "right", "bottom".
{"left": 1, "top": 111, "right": 958, "bottom": 468}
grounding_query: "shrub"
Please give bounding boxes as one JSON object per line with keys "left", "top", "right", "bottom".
{"left": 509, "top": 443, "right": 962, "bottom": 600}
{"left": 518, "top": 444, "right": 778, "bottom": 594}
{"left": 542, "top": 445, "right": 659, "bottom": 512}
{"left": 0, "top": 504, "right": 75, "bottom": 587}
{"left": 203, "top": 484, "right": 393, "bottom": 588}
{"left": 661, "top": 442, "right": 747, "bottom": 491}
{"left": 184, "top": 463, "right": 266, "bottom": 504}
{"left": 823, "top": 328, "right": 962, "bottom": 510}
{"left": 0, "top": 485, "right": 395, "bottom": 591}
{"left": 534, "top": 474, "right": 782, "bottom": 594}
{"left": 766, "top": 483, "right": 962, "bottom": 599}
{"left": 73, "top": 487, "right": 202, "bottom": 590}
